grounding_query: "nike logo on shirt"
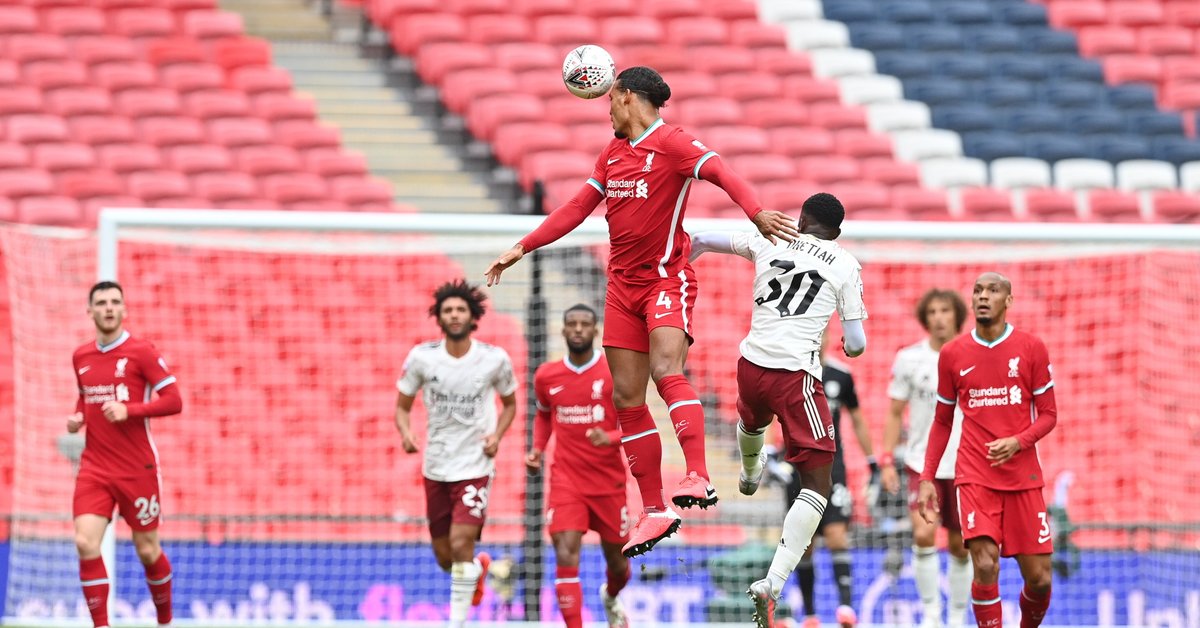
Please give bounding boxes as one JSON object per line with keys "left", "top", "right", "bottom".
{"left": 607, "top": 158, "right": 620, "bottom": 165}
{"left": 654, "top": 312, "right": 672, "bottom": 319}
{"left": 959, "top": 366, "right": 976, "bottom": 376}
{"left": 78, "top": 366, "right": 91, "bottom": 375}
{"left": 549, "top": 385, "right": 566, "bottom": 395}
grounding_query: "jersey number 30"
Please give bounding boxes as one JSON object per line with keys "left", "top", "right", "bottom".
{"left": 756, "top": 260, "right": 827, "bottom": 317}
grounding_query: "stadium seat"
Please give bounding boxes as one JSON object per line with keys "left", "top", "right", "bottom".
{"left": 728, "top": 155, "right": 796, "bottom": 184}
{"left": 72, "top": 36, "right": 140, "bottom": 67}
{"left": 1127, "top": 112, "right": 1184, "bottom": 138}
{"left": 639, "top": 0, "right": 703, "bottom": 20}
{"left": 850, "top": 24, "right": 905, "bottom": 51}
{"left": 1025, "top": 133, "right": 1090, "bottom": 162}
{"left": 1161, "top": 83, "right": 1200, "bottom": 110}
{"left": 466, "top": 94, "right": 545, "bottom": 141}
{"left": 97, "top": 143, "right": 163, "bottom": 173}
{"left": 875, "top": 52, "right": 935, "bottom": 80}
{"left": 332, "top": 177, "right": 395, "bottom": 210}
{"left": 127, "top": 170, "right": 191, "bottom": 202}
{"left": 391, "top": 14, "right": 467, "bottom": 54}
{"left": 990, "top": 157, "right": 1053, "bottom": 190}
{"left": 703, "top": 126, "right": 770, "bottom": 158}
{"left": 1152, "top": 191, "right": 1200, "bottom": 222}
{"left": 891, "top": 129, "right": 962, "bottom": 162}
{"left": 1090, "top": 134, "right": 1153, "bottom": 162}
{"left": 0, "top": 169, "right": 54, "bottom": 199}
{"left": 1116, "top": 160, "right": 1178, "bottom": 192}
{"left": 959, "top": 187, "right": 1016, "bottom": 221}
{"left": 262, "top": 173, "right": 330, "bottom": 206}
{"left": 716, "top": 73, "right": 783, "bottom": 103}
{"left": 882, "top": 0, "right": 936, "bottom": 24}
{"left": 212, "top": 38, "right": 272, "bottom": 72}
{"left": 940, "top": 55, "right": 991, "bottom": 80}
{"left": 964, "top": 26, "right": 1023, "bottom": 54}
{"left": 207, "top": 118, "right": 274, "bottom": 149}
{"left": 1164, "top": 4, "right": 1200, "bottom": 28}
{"left": 1054, "top": 158, "right": 1116, "bottom": 191}
{"left": 1108, "top": 2, "right": 1164, "bottom": 27}
{"left": 59, "top": 170, "right": 125, "bottom": 200}
{"left": 1107, "top": 84, "right": 1157, "bottom": 110}
{"left": 183, "top": 11, "right": 245, "bottom": 41}
{"left": 192, "top": 172, "right": 258, "bottom": 203}
{"left": 0, "top": 87, "right": 45, "bottom": 116}
{"left": 1152, "top": 137, "right": 1200, "bottom": 166}
{"left": 1041, "top": 82, "right": 1107, "bottom": 109}
{"left": 7, "top": 115, "right": 69, "bottom": 145}
{"left": 1048, "top": 56, "right": 1105, "bottom": 83}
{"left": 905, "top": 25, "right": 965, "bottom": 52}
{"left": 660, "top": 72, "right": 717, "bottom": 101}
{"left": 676, "top": 98, "right": 743, "bottom": 129}
{"left": 112, "top": 88, "right": 180, "bottom": 120}
{"left": 185, "top": 90, "right": 252, "bottom": 120}
{"left": 513, "top": 0, "right": 574, "bottom": 17}
{"left": 665, "top": 17, "right": 729, "bottom": 47}
{"left": 228, "top": 67, "right": 293, "bottom": 97}
{"left": 305, "top": 150, "right": 369, "bottom": 179}
{"left": 991, "top": 54, "right": 1052, "bottom": 81}
{"left": 491, "top": 42, "right": 557, "bottom": 74}
{"left": 809, "top": 49, "right": 875, "bottom": 78}
{"left": 273, "top": 121, "right": 342, "bottom": 152}
{"left": 24, "top": 60, "right": 91, "bottom": 91}
{"left": 519, "top": 150, "right": 594, "bottom": 190}
{"left": 0, "top": 6, "right": 38, "bottom": 36}
{"left": 784, "top": 20, "right": 851, "bottom": 51}
{"left": 891, "top": 186, "right": 952, "bottom": 220}
{"left": 599, "top": 16, "right": 664, "bottom": 47}
{"left": 933, "top": 105, "right": 996, "bottom": 133}
{"left": 834, "top": 129, "right": 893, "bottom": 159}
{"left": 1137, "top": 27, "right": 1194, "bottom": 56}
{"left": 867, "top": 99, "right": 935, "bottom": 133}
{"left": 902, "top": 79, "right": 971, "bottom": 106}
{"left": 415, "top": 43, "right": 493, "bottom": 85}
{"left": 943, "top": 1, "right": 993, "bottom": 25}
{"left": 818, "top": 0, "right": 874, "bottom": 23}
{"left": 167, "top": 145, "right": 234, "bottom": 175}
{"left": 1049, "top": 2, "right": 1107, "bottom": 29}
{"left": 0, "top": 144, "right": 31, "bottom": 170}
{"left": 623, "top": 46, "right": 689, "bottom": 73}
{"left": 1078, "top": 26, "right": 1139, "bottom": 56}
{"left": 1003, "top": 108, "right": 1067, "bottom": 134}
{"left": 919, "top": 157, "right": 988, "bottom": 189}
{"left": 1028, "top": 29, "right": 1080, "bottom": 54}
{"left": 730, "top": 21, "right": 787, "bottom": 50}
{"left": 161, "top": 63, "right": 226, "bottom": 94}
{"left": 810, "top": 103, "right": 867, "bottom": 130}
{"left": 1102, "top": 54, "right": 1161, "bottom": 84}
{"left": 110, "top": 8, "right": 177, "bottom": 39}
{"left": 44, "top": 7, "right": 107, "bottom": 37}
{"left": 46, "top": 88, "right": 113, "bottom": 117}
{"left": 692, "top": 47, "right": 756, "bottom": 76}
{"left": 861, "top": 157, "right": 921, "bottom": 187}
{"left": 140, "top": 117, "right": 206, "bottom": 148}
{"left": 768, "top": 127, "right": 834, "bottom": 158}
{"left": 252, "top": 94, "right": 317, "bottom": 123}
{"left": 33, "top": 143, "right": 97, "bottom": 173}
{"left": 837, "top": 76, "right": 903, "bottom": 105}
{"left": 823, "top": 182, "right": 898, "bottom": 219}
{"left": 235, "top": 145, "right": 304, "bottom": 177}
{"left": 962, "top": 132, "right": 1026, "bottom": 161}
{"left": 8, "top": 35, "right": 71, "bottom": 65}
{"left": 464, "top": 14, "right": 531, "bottom": 45}
{"left": 16, "top": 196, "right": 82, "bottom": 226}
{"left": 795, "top": 155, "right": 860, "bottom": 184}
{"left": 1088, "top": 189, "right": 1142, "bottom": 221}
{"left": 1024, "top": 188, "right": 1080, "bottom": 221}
{"left": 93, "top": 62, "right": 159, "bottom": 92}
{"left": 781, "top": 76, "right": 840, "bottom": 104}
{"left": 743, "top": 101, "right": 809, "bottom": 128}
{"left": 0, "top": 60, "right": 19, "bottom": 86}
{"left": 491, "top": 122, "right": 569, "bottom": 166}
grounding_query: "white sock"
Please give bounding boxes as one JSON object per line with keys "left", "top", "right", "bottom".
{"left": 766, "top": 489, "right": 826, "bottom": 596}
{"left": 737, "top": 422, "right": 765, "bottom": 474}
{"left": 449, "top": 559, "right": 482, "bottom": 626}
{"left": 913, "top": 546, "right": 942, "bottom": 622}
{"left": 947, "top": 554, "right": 972, "bottom": 626}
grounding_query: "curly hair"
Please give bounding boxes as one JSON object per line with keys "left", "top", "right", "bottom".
{"left": 801, "top": 192, "right": 845, "bottom": 230}
{"left": 429, "top": 279, "right": 487, "bottom": 321}
{"left": 616, "top": 66, "right": 672, "bottom": 108}
{"left": 915, "top": 288, "right": 968, "bottom": 332}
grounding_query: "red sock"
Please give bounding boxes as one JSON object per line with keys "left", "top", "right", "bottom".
{"left": 80, "top": 556, "right": 109, "bottom": 628}
{"left": 655, "top": 374, "right": 709, "bottom": 478}
{"left": 1019, "top": 585, "right": 1051, "bottom": 628}
{"left": 144, "top": 552, "right": 173, "bottom": 626}
{"left": 554, "top": 566, "right": 583, "bottom": 628}
{"left": 972, "top": 581, "right": 1002, "bottom": 628}
{"left": 606, "top": 565, "right": 631, "bottom": 597}
{"left": 617, "top": 405, "right": 665, "bottom": 510}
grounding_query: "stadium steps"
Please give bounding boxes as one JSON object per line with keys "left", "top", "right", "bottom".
{"left": 223, "top": 5, "right": 507, "bottom": 213}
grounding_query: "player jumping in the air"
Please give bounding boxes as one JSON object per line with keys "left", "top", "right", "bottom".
{"left": 71, "top": 281, "right": 181, "bottom": 628}
{"left": 527, "top": 304, "right": 631, "bottom": 628}
{"left": 395, "top": 280, "right": 518, "bottom": 628}
{"left": 689, "top": 192, "right": 867, "bottom": 628}
{"left": 486, "top": 66, "right": 798, "bottom": 557}
{"left": 881, "top": 289, "right": 973, "bottom": 628}
{"left": 918, "top": 273, "right": 1057, "bottom": 628}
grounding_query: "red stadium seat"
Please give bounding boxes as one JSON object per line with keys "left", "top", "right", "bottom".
{"left": 0, "top": 198, "right": 13, "bottom": 222}
{"left": 212, "top": 37, "right": 272, "bottom": 71}
{"left": 262, "top": 173, "right": 329, "bottom": 206}
{"left": 767, "top": 126, "right": 834, "bottom": 158}
{"left": 573, "top": 0, "right": 636, "bottom": 18}
{"left": 701, "top": 126, "right": 770, "bottom": 159}
{"left": 531, "top": 15, "right": 599, "bottom": 47}
{"left": 892, "top": 186, "right": 953, "bottom": 220}
{"left": 492, "top": 122, "right": 570, "bottom": 166}
{"left": 128, "top": 170, "right": 195, "bottom": 202}
{"left": 1108, "top": 2, "right": 1164, "bottom": 27}
{"left": 659, "top": 72, "right": 718, "bottom": 101}
{"left": 23, "top": 60, "right": 90, "bottom": 91}
{"left": 114, "top": 88, "right": 182, "bottom": 118}
{"left": 676, "top": 98, "right": 744, "bottom": 129}
{"left": 1078, "top": 26, "right": 1138, "bottom": 56}
{"left": 1103, "top": 55, "right": 1162, "bottom": 85}
{"left": 513, "top": 0, "right": 575, "bottom": 17}
{"left": 331, "top": 177, "right": 394, "bottom": 209}
{"left": 0, "top": 60, "right": 19, "bottom": 86}
{"left": 415, "top": 43, "right": 492, "bottom": 85}
{"left": 493, "top": 43, "right": 558, "bottom": 73}
{"left": 744, "top": 101, "right": 809, "bottom": 127}
{"left": 161, "top": 63, "right": 226, "bottom": 94}
{"left": 623, "top": 46, "right": 691, "bottom": 73}
{"left": 72, "top": 36, "right": 139, "bottom": 67}
{"left": 702, "top": 0, "right": 758, "bottom": 21}
{"left": 1137, "top": 27, "right": 1194, "bottom": 56}
{"left": 464, "top": 14, "right": 531, "bottom": 45}
{"left": 824, "top": 183, "right": 899, "bottom": 219}
{"left": 17, "top": 196, "right": 82, "bottom": 226}
{"left": 519, "top": 150, "right": 595, "bottom": 190}
{"left": 253, "top": 94, "right": 317, "bottom": 123}
{"left": 273, "top": 120, "right": 342, "bottom": 151}
{"left": 192, "top": 172, "right": 258, "bottom": 203}
{"left": 145, "top": 39, "right": 209, "bottom": 67}
{"left": 760, "top": 180, "right": 821, "bottom": 211}
{"left": 717, "top": 73, "right": 784, "bottom": 103}
{"left": 139, "top": 117, "right": 206, "bottom": 147}
{"left": 0, "top": 6, "right": 38, "bottom": 37}
{"left": 441, "top": 68, "right": 517, "bottom": 114}
{"left": 235, "top": 145, "right": 303, "bottom": 177}
{"left": 59, "top": 170, "right": 125, "bottom": 200}
{"left": 97, "top": 143, "right": 163, "bottom": 173}
{"left": 1164, "top": 3, "right": 1200, "bottom": 28}
{"left": 217, "top": 198, "right": 279, "bottom": 210}
{"left": 1153, "top": 191, "right": 1200, "bottom": 222}
{"left": 33, "top": 142, "right": 97, "bottom": 173}
{"left": 959, "top": 187, "right": 1016, "bottom": 221}
{"left": 185, "top": 90, "right": 252, "bottom": 119}
{"left": 0, "top": 169, "right": 54, "bottom": 199}
{"left": 515, "top": 68, "right": 569, "bottom": 98}
{"left": 809, "top": 103, "right": 867, "bottom": 130}
{"left": 0, "top": 144, "right": 30, "bottom": 169}
{"left": 795, "top": 155, "right": 860, "bottom": 184}
{"left": 305, "top": 149, "right": 369, "bottom": 179}
{"left": 46, "top": 88, "right": 112, "bottom": 117}
{"left": 692, "top": 47, "right": 756, "bottom": 76}
{"left": 728, "top": 154, "right": 796, "bottom": 184}
{"left": 861, "top": 158, "right": 921, "bottom": 187}
{"left": 152, "top": 196, "right": 211, "bottom": 208}
{"left": 81, "top": 195, "right": 144, "bottom": 223}
{"left": 93, "top": 62, "right": 159, "bottom": 92}
{"left": 43, "top": 7, "right": 107, "bottom": 37}
{"left": 109, "top": 8, "right": 177, "bottom": 39}
{"left": 467, "top": 94, "right": 545, "bottom": 141}
{"left": 389, "top": 13, "right": 467, "bottom": 55}
{"left": 1161, "top": 83, "right": 1200, "bottom": 110}
{"left": 1048, "top": 1, "right": 1107, "bottom": 29}
{"left": 782, "top": 76, "right": 840, "bottom": 104}
{"left": 834, "top": 129, "right": 893, "bottom": 159}
{"left": 540, "top": 95, "right": 608, "bottom": 126}
{"left": 447, "top": 0, "right": 509, "bottom": 15}
{"left": 7, "top": 35, "right": 70, "bottom": 65}
{"left": 162, "top": 0, "right": 219, "bottom": 13}
{"left": 731, "top": 20, "right": 787, "bottom": 50}
{"left": 207, "top": 118, "right": 272, "bottom": 148}
{"left": 665, "top": 17, "right": 729, "bottom": 48}
{"left": 182, "top": 11, "right": 245, "bottom": 41}
{"left": 639, "top": 0, "right": 702, "bottom": 20}
{"left": 598, "top": 17, "right": 664, "bottom": 47}
{"left": 370, "top": 0, "right": 440, "bottom": 30}
{"left": 0, "top": 87, "right": 45, "bottom": 116}
{"left": 7, "top": 115, "right": 69, "bottom": 145}
{"left": 166, "top": 144, "right": 233, "bottom": 175}
{"left": 69, "top": 116, "right": 137, "bottom": 146}
{"left": 1088, "top": 189, "right": 1142, "bottom": 221}
{"left": 1163, "top": 57, "right": 1200, "bottom": 84}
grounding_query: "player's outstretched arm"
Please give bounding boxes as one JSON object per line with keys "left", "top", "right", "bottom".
{"left": 697, "top": 157, "right": 798, "bottom": 244}
{"left": 394, "top": 392, "right": 418, "bottom": 454}
{"left": 688, "top": 231, "right": 736, "bottom": 261}
{"left": 485, "top": 183, "right": 602, "bottom": 286}
{"left": 485, "top": 391, "right": 518, "bottom": 458}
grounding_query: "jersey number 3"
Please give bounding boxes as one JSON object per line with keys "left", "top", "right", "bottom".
{"left": 756, "top": 260, "right": 827, "bottom": 317}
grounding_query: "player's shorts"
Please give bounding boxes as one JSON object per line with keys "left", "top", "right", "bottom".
{"left": 546, "top": 486, "right": 631, "bottom": 545}
{"left": 956, "top": 484, "right": 1053, "bottom": 557}
{"left": 736, "top": 357, "right": 835, "bottom": 471}
{"left": 424, "top": 474, "right": 492, "bottom": 539}
{"left": 73, "top": 469, "right": 162, "bottom": 532}
{"left": 787, "top": 468, "right": 851, "bottom": 531}
{"left": 602, "top": 265, "right": 697, "bottom": 353}
{"left": 908, "top": 474, "right": 961, "bottom": 531}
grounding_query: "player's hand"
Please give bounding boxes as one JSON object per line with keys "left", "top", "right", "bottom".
{"left": 880, "top": 465, "right": 900, "bottom": 494}
{"left": 525, "top": 449, "right": 543, "bottom": 472}
{"left": 484, "top": 244, "right": 525, "bottom": 287}
{"left": 986, "top": 436, "right": 1021, "bottom": 467}
{"left": 585, "top": 427, "right": 612, "bottom": 447}
{"left": 400, "top": 433, "right": 419, "bottom": 454}
{"left": 66, "top": 412, "right": 84, "bottom": 434}
{"left": 751, "top": 210, "right": 800, "bottom": 245}
{"left": 916, "top": 479, "right": 940, "bottom": 525}
{"left": 482, "top": 433, "right": 501, "bottom": 458}
{"left": 101, "top": 401, "right": 128, "bottom": 423}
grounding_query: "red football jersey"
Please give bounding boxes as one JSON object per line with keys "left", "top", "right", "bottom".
{"left": 533, "top": 352, "right": 625, "bottom": 496}
{"left": 73, "top": 331, "right": 177, "bottom": 477}
{"left": 935, "top": 325, "right": 1056, "bottom": 491}
{"left": 587, "top": 119, "right": 716, "bottom": 279}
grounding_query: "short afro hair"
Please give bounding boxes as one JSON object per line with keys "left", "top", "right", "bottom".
{"left": 616, "top": 66, "right": 671, "bottom": 108}
{"left": 801, "top": 192, "right": 845, "bottom": 230}
{"left": 563, "top": 303, "right": 598, "bottom": 323}
{"left": 915, "top": 288, "right": 968, "bottom": 332}
{"left": 430, "top": 279, "right": 487, "bottom": 321}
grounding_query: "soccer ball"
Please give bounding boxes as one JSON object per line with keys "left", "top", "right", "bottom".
{"left": 562, "top": 44, "right": 616, "bottom": 99}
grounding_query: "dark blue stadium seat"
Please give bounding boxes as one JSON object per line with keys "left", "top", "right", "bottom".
{"left": 932, "top": 104, "right": 996, "bottom": 132}
{"left": 1073, "top": 109, "right": 1127, "bottom": 135}
{"left": 963, "top": 131, "right": 1026, "bottom": 161}
{"left": 1040, "top": 81, "right": 1105, "bottom": 108}
{"left": 903, "top": 78, "right": 972, "bottom": 105}
{"left": 964, "top": 26, "right": 1023, "bottom": 53}
{"left": 940, "top": 2, "right": 993, "bottom": 25}
{"left": 994, "top": 2, "right": 1048, "bottom": 26}
{"left": 1048, "top": 56, "right": 1105, "bottom": 83}
{"left": 1025, "top": 133, "right": 1090, "bottom": 162}
{"left": 873, "top": 52, "right": 935, "bottom": 79}
{"left": 882, "top": 0, "right": 936, "bottom": 23}
{"left": 977, "top": 79, "right": 1036, "bottom": 106}
{"left": 1089, "top": 135, "right": 1153, "bottom": 162}
{"left": 991, "top": 54, "right": 1050, "bottom": 81}
{"left": 940, "top": 55, "right": 990, "bottom": 80}
{"left": 906, "top": 25, "right": 965, "bottom": 51}
{"left": 822, "top": 0, "right": 876, "bottom": 23}
{"left": 1152, "top": 137, "right": 1200, "bottom": 166}
{"left": 1027, "top": 29, "right": 1078, "bottom": 54}
{"left": 1107, "top": 84, "right": 1158, "bottom": 110}
{"left": 849, "top": 24, "right": 905, "bottom": 50}
{"left": 1002, "top": 107, "right": 1065, "bottom": 133}
{"left": 1127, "top": 111, "right": 1185, "bottom": 137}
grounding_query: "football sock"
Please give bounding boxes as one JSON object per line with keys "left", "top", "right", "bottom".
{"left": 617, "top": 405, "right": 665, "bottom": 510}
{"left": 1019, "top": 585, "right": 1051, "bottom": 628}
{"left": 948, "top": 554, "right": 973, "bottom": 626}
{"left": 972, "top": 581, "right": 1002, "bottom": 628}
{"left": 448, "top": 560, "right": 481, "bottom": 628}
{"left": 554, "top": 566, "right": 583, "bottom": 628}
{"left": 766, "top": 489, "right": 827, "bottom": 596}
{"left": 832, "top": 550, "right": 853, "bottom": 608}
{"left": 144, "top": 552, "right": 173, "bottom": 626}
{"left": 915, "top": 545, "right": 943, "bottom": 622}
{"left": 737, "top": 421, "right": 766, "bottom": 476}
{"left": 655, "top": 374, "right": 709, "bottom": 478}
{"left": 80, "top": 556, "right": 109, "bottom": 628}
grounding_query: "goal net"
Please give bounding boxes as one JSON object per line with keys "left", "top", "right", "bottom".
{"left": 0, "top": 210, "right": 1198, "bottom": 627}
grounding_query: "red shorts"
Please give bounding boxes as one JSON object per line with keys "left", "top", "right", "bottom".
{"left": 73, "top": 470, "right": 162, "bottom": 531}
{"left": 736, "top": 358, "right": 835, "bottom": 471}
{"left": 547, "top": 485, "right": 631, "bottom": 545}
{"left": 424, "top": 475, "right": 492, "bottom": 539}
{"left": 602, "top": 266, "right": 697, "bottom": 353}
{"left": 957, "top": 484, "right": 1054, "bottom": 557}
{"left": 908, "top": 474, "right": 961, "bottom": 531}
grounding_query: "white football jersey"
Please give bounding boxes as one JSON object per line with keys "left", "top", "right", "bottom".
{"left": 730, "top": 232, "right": 867, "bottom": 378}
{"left": 397, "top": 339, "right": 518, "bottom": 482}
{"left": 887, "top": 339, "right": 963, "bottom": 479}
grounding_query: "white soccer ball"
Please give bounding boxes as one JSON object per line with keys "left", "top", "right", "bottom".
{"left": 562, "top": 44, "right": 616, "bottom": 99}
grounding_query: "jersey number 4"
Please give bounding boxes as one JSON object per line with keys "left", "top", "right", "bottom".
{"left": 756, "top": 260, "right": 827, "bottom": 317}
